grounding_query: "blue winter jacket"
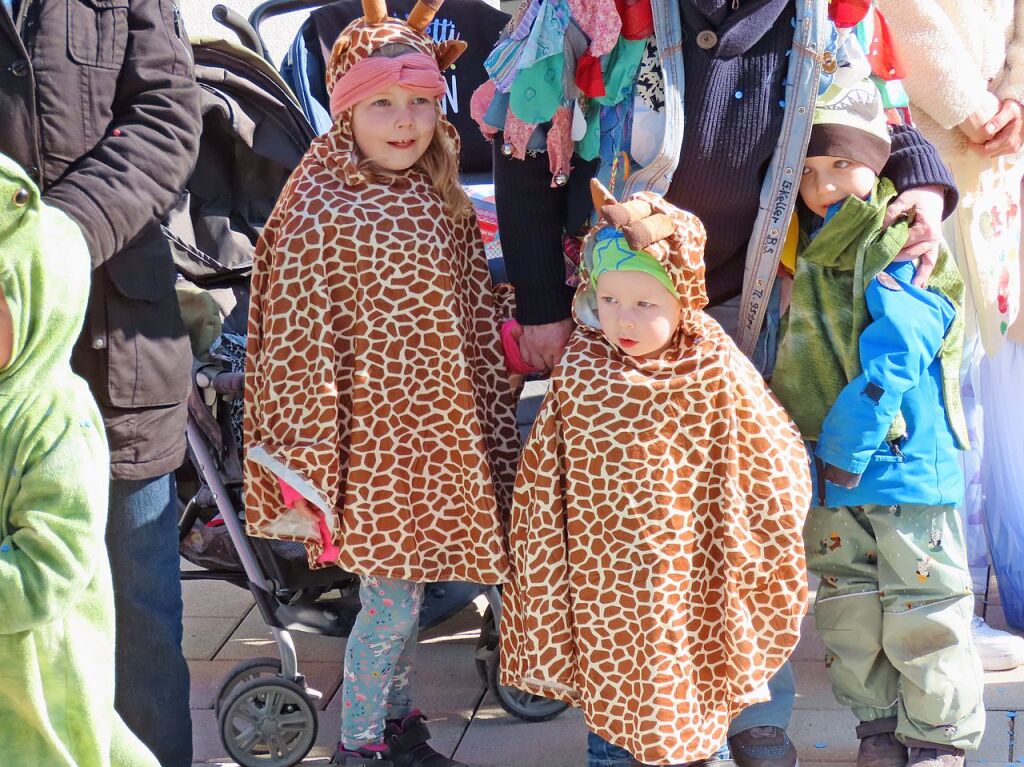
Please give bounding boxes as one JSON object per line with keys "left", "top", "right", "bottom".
{"left": 814, "top": 260, "right": 964, "bottom": 508}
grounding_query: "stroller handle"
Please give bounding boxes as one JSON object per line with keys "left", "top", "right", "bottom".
{"left": 212, "top": 4, "right": 269, "bottom": 58}
{"left": 249, "top": 0, "right": 343, "bottom": 35}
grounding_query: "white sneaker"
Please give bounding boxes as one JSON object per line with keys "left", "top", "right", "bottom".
{"left": 971, "top": 615, "right": 1024, "bottom": 671}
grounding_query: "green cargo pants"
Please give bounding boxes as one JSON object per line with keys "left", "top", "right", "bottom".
{"left": 805, "top": 503, "right": 985, "bottom": 750}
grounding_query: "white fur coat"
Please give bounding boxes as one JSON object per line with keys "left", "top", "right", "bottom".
{"left": 876, "top": 0, "right": 1024, "bottom": 160}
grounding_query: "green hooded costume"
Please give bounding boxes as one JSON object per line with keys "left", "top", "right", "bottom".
{"left": 0, "top": 154, "right": 157, "bottom": 767}
{"left": 771, "top": 178, "right": 968, "bottom": 449}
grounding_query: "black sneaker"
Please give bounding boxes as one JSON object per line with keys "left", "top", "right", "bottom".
{"left": 384, "top": 710, "right": 467, "bottom": 767}
{"left": 330, "top": 743, "right": 394, "bottom": 766}
{"left": 728, "top": 726, "right": 798, "bottom": 767}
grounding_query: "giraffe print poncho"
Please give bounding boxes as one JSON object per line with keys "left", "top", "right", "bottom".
{"left": 500, "top": 193, "right": 812, "bottom": 764}
{"left": 243, "top": 15, "right": 517, "bottom": 582}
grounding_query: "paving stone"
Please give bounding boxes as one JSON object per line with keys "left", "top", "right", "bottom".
{"left": 214, "top": 604, "right": 349, "bottom": 663}
{"left": 792, "top": 659, "right": 845, "bottom": 710}
{"left": 791, "top": 615, "right": 828, "bottom": 662}
{"left": 182, "top": 575, "right": 255, "bottom": 619}
{"left": 452, "top": 703, "right": 586, "bottom": 767}
{"left": 184, "top": 615, "right": 248, "bottom": 662}
{"left": 788, "top": 708, "right": 1010, "bottom": 764}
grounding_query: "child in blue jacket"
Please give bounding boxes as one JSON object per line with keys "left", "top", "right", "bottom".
{"left": 772, "top": 81, "right": 984, "bottom": 767}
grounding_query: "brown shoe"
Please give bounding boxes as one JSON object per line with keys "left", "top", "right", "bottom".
{"left": 906, "top": 746, "right": 965, "bottom": 766}
{"left": 856, "top": 719, "right": 907, "bottom": 767}
{"left": 728, "top": 726, "right": 797, "bottom": 767}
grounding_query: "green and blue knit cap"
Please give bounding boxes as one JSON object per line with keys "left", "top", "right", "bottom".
{"left": 589, "top": 227, "right": 679, "bottom": 298}
{"left": 808, "top": 80, "right": 891, "bottom": 175}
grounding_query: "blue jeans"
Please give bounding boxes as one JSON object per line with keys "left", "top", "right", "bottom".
{"left": 707, "top": 293, "right": 796, "bottom": 738}
{"left": 107, "top": 474, "right": 193, "bottom": 767}
{"left": 587, "top": 732, "right": 731, "bottom": 767}
{"left": 728, "top": 662, "right": 796, "bottom": 735}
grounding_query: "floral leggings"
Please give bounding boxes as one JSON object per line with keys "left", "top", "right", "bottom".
{"left": 341, "top": 575, "right": 424, "bottom": 749}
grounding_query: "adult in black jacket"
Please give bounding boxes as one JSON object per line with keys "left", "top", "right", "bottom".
{"left": 0, "top": 1, "right": 200, "bottom": 764}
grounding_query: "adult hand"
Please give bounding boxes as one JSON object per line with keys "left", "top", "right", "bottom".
{"left": 974, "top": 99, "right": 1024, "bottom": 157}
{"left": 957, "top": 95, "right": 1000, "bottom": 145}
{"left": 519, "top": 319, "right": 574, "bottom": 371}
{"left": 883, "top": 184, "right": 945, "bottom": 288}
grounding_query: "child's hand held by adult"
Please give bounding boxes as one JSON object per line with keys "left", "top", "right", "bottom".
{"left": 518, "top": 319, "right": 574, "bottom": 372}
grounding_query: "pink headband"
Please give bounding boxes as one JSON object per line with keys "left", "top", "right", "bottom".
{"left": 330, "top": 52, "right": 446, "bottom": 119}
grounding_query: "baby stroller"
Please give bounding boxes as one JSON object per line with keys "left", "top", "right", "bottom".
{"left": 171, "top": 7, "right": 566, "bottom": 766}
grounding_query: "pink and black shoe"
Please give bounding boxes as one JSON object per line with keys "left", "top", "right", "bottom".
{"left": 384, "top": 710, "right": 467, "bottom": 767}
{"left": 330, "top": 743, "right": 393, "bottom": 766}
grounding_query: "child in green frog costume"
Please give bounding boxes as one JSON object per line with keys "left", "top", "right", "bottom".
{"left": 0, "top": 153, "right": 158, "bottom": 767}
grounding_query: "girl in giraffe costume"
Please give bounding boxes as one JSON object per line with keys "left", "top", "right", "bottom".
{"left": 243, "top": 2, "right": 519, "bottom": 764}
{"left": 501, "top": 181, "right": 812, "bottom": 767}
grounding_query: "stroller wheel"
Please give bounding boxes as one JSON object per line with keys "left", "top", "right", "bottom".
{"left": 214, "top": 657, "right": 283, "bottom": 719}
{"left": 218, "top": 676, "right": 318, "bottom": 767}
{"left": 486, "top": 648, "right": 569, "bottom": 722}
{"left": 478, "top": 607, "right": 568, "bottom": 723}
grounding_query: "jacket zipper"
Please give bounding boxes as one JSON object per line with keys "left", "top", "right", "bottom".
{"left": 171, "top": 4, "right": 193, "bottom": 70}
{"left": 15, "top": 0, "right": 29, "bottom": 35}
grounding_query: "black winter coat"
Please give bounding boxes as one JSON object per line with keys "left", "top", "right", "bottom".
{"left": 1, "top": 0, "right": 201, "bottom": 479}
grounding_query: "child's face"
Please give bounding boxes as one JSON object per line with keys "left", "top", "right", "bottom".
{"left": 799, "top": 155, "right": 876, "bottom": 218}
{"left": 0, "top": 285, "right": 11, "bottom": 371}
{"left": 596, "top": 270, "right": 681, "bottom": 358}
{"left": 350, "top": 83, "right": 437, "bottom": 171}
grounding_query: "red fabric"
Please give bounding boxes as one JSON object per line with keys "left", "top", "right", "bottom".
{"left": 277, "top": 478, "right": 342, "bottom": 565}
{"left": 278, "top": 477, "right": 304, "bottom": 508}
{"left": 865, "top": 7, "right": 906, "bottom": 80}
{"left": 471, "top": 80, "right": 499, "bottom": 138}
{"left": 316, "top": 515, "right": 342, "bottom": 565}
{"left": 828, "top": 0, "right": 870, "bottom": 28}
{"left": 614, "top": 0, "right": 654, "bottom": 40}
{"left": 546, "top": 105, "right": 574, "bottom": 184}
{"left": 575, "top": 52, "right": 606, "bottom": 98}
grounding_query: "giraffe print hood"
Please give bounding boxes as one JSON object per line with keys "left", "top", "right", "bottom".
{"left": 574, "top": 190, "right": 712, "bottom": 362}
{"left": 315, "top": 7, "right": 466, "bottom": 187}
{"left": 501, "top": 195, "right": 812, "bottom": 764}
{"left": 242, "top": 0, "right": 518, "bottom": 581}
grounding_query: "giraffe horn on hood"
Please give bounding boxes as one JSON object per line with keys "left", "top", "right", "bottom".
{"left": 622, "top": 213, "right": 675, "bottom": 252}
{"left": 590, "top": 178, "right": 617, "bottom": 214}
{"left": 436, "top": 39, "right": 467, "bottom": 70}
{"left": 362, "top": 0, "right": 388, "bottom": 24}
{"left": 407, "top": 0, "right": 444, "bottom": 33}
{"left": 602, "top": 199, "right": 653, "bottom": 229}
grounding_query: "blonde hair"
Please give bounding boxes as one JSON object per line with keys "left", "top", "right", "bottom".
{"left": 354, "top": 43, "right": 472, "bottom": 220}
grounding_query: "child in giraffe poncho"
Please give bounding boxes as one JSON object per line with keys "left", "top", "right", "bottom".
{"left": 771, "top": 80, "right": 984, "bottom": 767}
{"left": 500, "top": 182, "right": 812, "bottom": 767}
{"left": 242, "top": 3, "right": 519, "bottom": 764}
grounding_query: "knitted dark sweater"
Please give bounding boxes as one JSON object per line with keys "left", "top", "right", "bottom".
{"left": 492, "top": 0, "right": 957, "bottom": 325}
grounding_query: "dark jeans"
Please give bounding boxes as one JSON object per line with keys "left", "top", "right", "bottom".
{"left": 108, "top": 474, "right": 193, "bottom": 767}
{"left": 586, "top": 732, "right": 731, "bottom": 767}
